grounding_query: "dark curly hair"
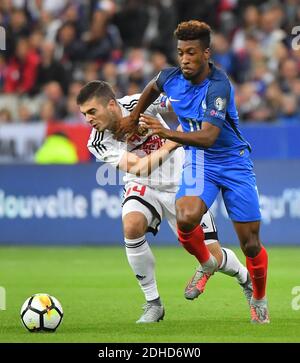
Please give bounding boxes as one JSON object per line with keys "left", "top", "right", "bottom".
{"left": 174, "top": 20, "right": 211, "bottom": 49}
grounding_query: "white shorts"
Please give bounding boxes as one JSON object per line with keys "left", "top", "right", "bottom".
{"left": 122, "top": 182, "right": 218, "bottom": 245}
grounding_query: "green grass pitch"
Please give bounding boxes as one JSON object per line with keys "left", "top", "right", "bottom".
{"left": 0, "top": 246, "right": 299, "bottom": 342}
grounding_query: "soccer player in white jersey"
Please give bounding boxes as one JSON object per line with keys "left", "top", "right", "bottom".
{"left": 77, "top": 80, "right": 253, "bottom": 323}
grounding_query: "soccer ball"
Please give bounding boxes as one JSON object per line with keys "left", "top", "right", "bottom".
{"left": 20, "top": 293, "right": 63, "bottom": 332}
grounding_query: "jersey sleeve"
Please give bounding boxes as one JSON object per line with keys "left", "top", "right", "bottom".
{"left": 87, "top": 129, "right": 126, "bottom": 167}
{"left": 203, "top": 79, "right": 231, "bottom": 129}
{"left": 155, "top": 67, "right": 178, "bottom": 92}
{"left": 145, "top": 94, "right": 169, "bottom": 116}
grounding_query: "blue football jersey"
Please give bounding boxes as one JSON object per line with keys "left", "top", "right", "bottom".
{"left": 156, "top": 63, "right": 251, "bottom": 163}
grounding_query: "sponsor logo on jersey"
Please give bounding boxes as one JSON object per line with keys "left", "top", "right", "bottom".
{"left": 132, "top": 135, "right": 164, "bottom": 156}
{"left": 210, "top": 109, "right": 225, "bottom": 120}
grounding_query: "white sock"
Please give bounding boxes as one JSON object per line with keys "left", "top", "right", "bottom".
{"left": 124, "top": 236, "right": 159, "bottom": 301}
{"left": 218, "top": 248, "right": 248, "bottom": 284}
{"left": 202, "top": 254, "right": 218, "bottom": 274}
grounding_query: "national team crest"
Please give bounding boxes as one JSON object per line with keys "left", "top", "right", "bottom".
{"left": 214, "top": 97, "right": 226, "bottom": 111}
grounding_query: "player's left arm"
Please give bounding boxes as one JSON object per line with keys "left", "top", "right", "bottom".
{"left": 118, "top": 139, "right": 180, "bottom": 177}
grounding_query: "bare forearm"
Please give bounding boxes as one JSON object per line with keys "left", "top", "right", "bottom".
{"left": 163, "top": 129, "right": 216, "bottom": 148}
{"left": 132, "top": 144, "right": 176, "bottom": 177}
{"left": 130, "top": 81, "right": 160, "bottom": 122}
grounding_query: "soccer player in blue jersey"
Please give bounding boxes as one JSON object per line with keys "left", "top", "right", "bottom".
{"left": 117, "top": 20, "right": 269, "bottom": 324}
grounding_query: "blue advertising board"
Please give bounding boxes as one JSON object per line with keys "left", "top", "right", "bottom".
{"left": 0, "top": 161, "right": 299, "bottom": 245}
{"left": 241, "top": 123, "right": 300, "bottom": 160}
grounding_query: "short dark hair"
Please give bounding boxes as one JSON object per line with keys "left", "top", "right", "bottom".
{"left": 174, "top": 20, "right": 211, "bottom": 49}
{"left": 76, "top": 80, "right": 116, "bottom": 105}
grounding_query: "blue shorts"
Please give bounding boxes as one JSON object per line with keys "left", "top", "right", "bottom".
{"left": 176, "top": 149, "right": 261, "bottom": 222}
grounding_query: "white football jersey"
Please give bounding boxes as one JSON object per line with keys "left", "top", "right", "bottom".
{"left": 87, "top": 94, "right": 184, "bottom": 192}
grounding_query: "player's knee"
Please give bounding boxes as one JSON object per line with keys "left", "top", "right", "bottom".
{"left": 123, "top": 212, "right": 148, "bottom": 239}
{"left": 176, "top": 197, "right": 205, "bottom": 232}
{"left": 241, "top": 235, "right": 261, "bottom": 257}
{"left": 176, "top": 209, "right": 200, "bottom": 232}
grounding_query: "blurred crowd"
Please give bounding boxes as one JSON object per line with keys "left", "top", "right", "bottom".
{"left": 0, "top": 0, "right": 300, "bottom": 124}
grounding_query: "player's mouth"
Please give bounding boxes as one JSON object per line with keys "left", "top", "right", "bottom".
{"left": 90, "top": 122, "right": 100, "bottom": 130}
{"left": 182, "top": 67, "right": 193, "bottom": 75}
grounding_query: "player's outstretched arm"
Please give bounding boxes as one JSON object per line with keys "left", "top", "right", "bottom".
{"left": 140, "top": 114, "right": 221, "bottom": 148}
{"left": 117, "top": 140, "right": 179, "bottom": 177}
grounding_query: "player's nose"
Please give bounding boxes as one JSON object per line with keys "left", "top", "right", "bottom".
{"left": 181, "top": 55, "right": 190, "bottom": 65}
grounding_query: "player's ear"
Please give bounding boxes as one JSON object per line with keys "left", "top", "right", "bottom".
{"left": 204, "top": 48, "right": 210, "bottom": 61}
{"left": 107, "top": 99, "right": 116, "bottom": 111}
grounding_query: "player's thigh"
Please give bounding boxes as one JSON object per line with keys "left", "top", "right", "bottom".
{"left": 160, "top": 191, "right": 177, "bottom": 236}
{"left": 176, "top": 158, "right": 219, "bottom": 211}
{"left": 176, "top": 152, "right": 205, "bottom": 201}
{"left": 222, "top": 170, "right": 261, "bottom": 222}
{"left": 122, "top": 182, "right": 163, "bottom": 238}
{"left": 176, "top": 178, "right": 219, "bottom": 227}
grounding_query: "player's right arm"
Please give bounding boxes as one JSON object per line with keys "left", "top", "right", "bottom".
{"left": 118, "top": 139, "right": 178, "bottom": 177}
{"left": 129, "top": 68, "right": 176, "bottom": 122}
{"left": 129, "top": 80, "right": 161, "bottom": 122}
{"left": 87, "top": 127, "right": 179, "bottom": 177}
